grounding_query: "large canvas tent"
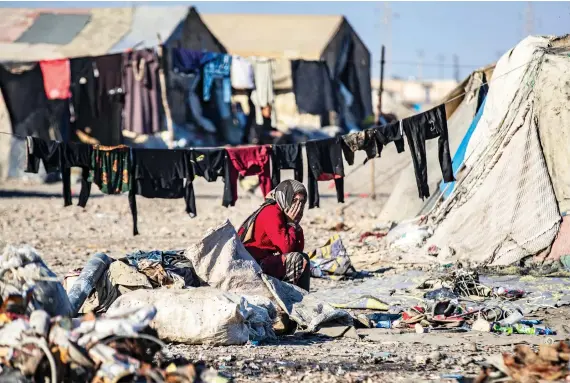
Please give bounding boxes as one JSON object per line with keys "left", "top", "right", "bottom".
{"left": 403, "top": 35, "right": 570, "bottom": 267}
{"left": 201, "top": 13, "right": 373, "bottom": 127}
{"left": 0, "top": 6, "right": 220, "bottom": 181}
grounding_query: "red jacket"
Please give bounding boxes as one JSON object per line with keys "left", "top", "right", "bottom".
{"left": 238, "top": 204, "right": 304, "bottom": 278}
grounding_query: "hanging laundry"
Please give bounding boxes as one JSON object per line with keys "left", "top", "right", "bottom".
{"left": 188, "top": 148, "right": 233, "bottom": 207}
{"left": 375, "top": 121, "right": 405, "bottom": 153}
{"left": 129, "top": 149, "right": 196, "bottom": 235}
{"left": 271, "top": 58, "right": 293, "bottom": 90}
{"left": 201, "top": 53, "right": 232, "bottom": 103}
{"left": 0, "top": 63, "right": 51, "bottom": 140}
{"left": 271, "top": 143, "right": 304, "bottom": 188}
{"left": 25, "top": 136, "right": 62, "bottom": 174}
{"left": 69, "top": 57, "right": 98, "bottom": 141}
{"left": 249, "top": 57, "right": 276, "bottom": 128}
{"left": 88, "top": 145, "right": 131, "bottom": 195}
{"left": 290, "top": 60, "right": 335, "bottom": 116}
{"left": 83, "top": 54, "right": 124, "bottom": 146}
{"left": 341, "top": 129, "right": 383, "bottom": 165}
{"left": 168, "top": 70, "right": 193, "bottom": 126}
{"left": 226, "top": 146, "right": 273, "bottom": 206}
{"left": 122, "top": 49, "right": 162, "bottom": 135}
{"left": 24, "top": 137, "right": 92, "bottom": 208}
{"left": 401, "top": 104, "right": 454, "bottom": 199}
{"left": 231, "top": 56, "right": 255, "bottom": 90}
{"left": 171, "top": 48, "right": 204, "bottom": 73}
{"left": 39, "top": 59, "right": 71, "bottom": 100}
{"left": 306, "top": 138, "right": 345, "bottom": 209}
{"left": 61, "top": 141, "right": 93, "bottom": 208}
{"left": 167, "top": 70, "right": 217, "bottom": 134}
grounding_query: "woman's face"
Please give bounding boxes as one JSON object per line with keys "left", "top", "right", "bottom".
{"left": 293, "top": 193, "right": 306, "bottom": 207}
{"left": 292, "top": 193, "right": 306, "bottom": 222}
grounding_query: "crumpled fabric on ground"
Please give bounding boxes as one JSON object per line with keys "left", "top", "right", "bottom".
{"left": 80, "top": 260, "right": 153, "bottom": 315}
{"left": 124, "top": 250, "right": 198, "bottom": 288}
{"left": 309, "top": 235, "right": 356, "bottom": 280}
{"left": 0, "top": 245, "right": 73, "bottom": 317}
{"left": 71, "top": 305, "right": 157, "bottom": 348}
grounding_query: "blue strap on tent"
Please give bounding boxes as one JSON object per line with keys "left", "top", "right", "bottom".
{"left": 440, "top": 96, "right": 487, "bottom": 199}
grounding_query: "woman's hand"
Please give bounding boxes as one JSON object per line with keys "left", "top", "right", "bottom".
{"left": 285, "top": 201, "right": 302, "bottom": 223}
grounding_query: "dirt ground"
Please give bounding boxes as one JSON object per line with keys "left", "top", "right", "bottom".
{"left": 1, "top": 177, "right": 568, "bottom": 382}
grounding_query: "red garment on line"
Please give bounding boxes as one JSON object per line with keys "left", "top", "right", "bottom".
{"left": 237, "top": 204, "right": 304, "bottom": 278}
{"left": 39, "top": 59, "right": 71, "bottom": 100}
{"left": 226, "top": 145, "right": 272, "bottom": 206}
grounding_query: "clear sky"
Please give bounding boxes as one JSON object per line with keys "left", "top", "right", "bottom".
{"left": 4, "top": 1, "right": 570, "bottom": 80}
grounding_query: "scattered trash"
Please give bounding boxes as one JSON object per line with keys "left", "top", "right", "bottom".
{"left": 472, "top": 318, "right": 491, "bottom": 332}
{"left": 308, "top": 235, "right": 356, "bottom": 280}
{"left": 492, "top": 322, "right": 556, "bottom": 336}
{"left": 0, "top": 302, "right": 227, "bottom": 382}
{"left": 478, "top": 342, "right": 570, "bottom": 382}
{"left": 492, "top": 286, "right": 525, "bottom": 299}
{"left": 359, "top": 231, "right": 386, "bottom": 243}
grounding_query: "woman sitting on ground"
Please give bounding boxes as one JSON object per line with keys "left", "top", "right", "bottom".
{"left": 238, "top": 180, "right": 310, "bottom": 291}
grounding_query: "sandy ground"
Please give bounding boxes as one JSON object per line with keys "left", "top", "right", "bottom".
{"left": 1, "top": 175, "right": 567, "bottom": 382}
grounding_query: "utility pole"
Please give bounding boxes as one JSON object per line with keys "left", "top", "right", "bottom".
{"left": 372, "top": 45, "right": 386, "bottom": 201}
{"left": 377, "top": 45, "right": 386, "bottom": 118}
{"left": 453, "top": 54, "right": 460, "bottom": 82}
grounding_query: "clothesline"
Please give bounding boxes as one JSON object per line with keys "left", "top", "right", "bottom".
{"left": 0, "top": 51, "right": 539, "bottom": 156}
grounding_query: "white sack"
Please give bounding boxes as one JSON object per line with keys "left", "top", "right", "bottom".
{"left": 108, "top": 287, "right": 250, "bottom": 345}
{"left": 185, "top": 220, "right": 352, "bottom": 331}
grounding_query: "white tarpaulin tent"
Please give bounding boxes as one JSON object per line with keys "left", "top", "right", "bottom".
{"left": 422, "top": 35, "right": 567, "bottom": 266}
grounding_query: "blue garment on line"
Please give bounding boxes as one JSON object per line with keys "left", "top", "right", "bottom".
{"left": 440, "top": 96, "right": 487, "bottom": 198}
{"left": 201, "top": 53, "right": 232, "bottom": 103}
{"left": 172, "top": 48, "right": 204, "bottom": 73}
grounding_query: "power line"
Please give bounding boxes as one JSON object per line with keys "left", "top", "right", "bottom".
{"left": 386, "top": 60, "right": 482, "bottom": 69}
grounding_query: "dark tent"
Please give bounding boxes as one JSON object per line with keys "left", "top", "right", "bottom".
{"left": 320, "top": 17, "right": 373, "bottom": 129}
{"left": 166, "top": 7, "right": 227, "bottom": 53}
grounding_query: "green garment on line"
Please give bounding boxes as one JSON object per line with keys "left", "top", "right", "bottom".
{"left": 88, "top": 145, "right": 131, "bottom": 194}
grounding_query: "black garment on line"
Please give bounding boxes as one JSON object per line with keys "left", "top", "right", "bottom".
{"left": 69, "top": 57, "right": 98, "bottom": 142}
{"left": 341, "top": 129, "right": 383, "bottom": 166}
{"left": 168, "top": 71, "right": 193, "bottom": 126}
{"left": 0, "top": 63, "right": 51, "bottom": 140}
{"left": 61, "top": 142, "right": 93, "bottom": 208}
{"left": 70, "top": 55, "right": 123, "bottom": 146}
{"left": 375, "top": 121, "right": 405, "bottom": 153}
{"left": 271, "top": 143, "right": 304, "bottom": 188}
{"left": 290, "top": 60, "right": 336, "bottom": 116}
{"left": 25, "top": 137, "right": 92, "bottom": 208}
{"left": 130, "top": 149, "right": 196, "bottom": 236}
{"left": 305, "top": 137, "right": 345, "bottom": 209}
{"left": 402, "top": 104, "right": 454, "bottom": 200}
{"left": 188, "top": 149, "right": 233, "bottom": 208}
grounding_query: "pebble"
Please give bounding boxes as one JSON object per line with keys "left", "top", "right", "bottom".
{"left": 415, "top": 355, "right": 428, "bottom": 365}
{"left": 429, "top": 351, "right": 442, "bottom": 362}
{"left": 467, "top": 342, "right": 478, "bottom": 352}
{"left": 460, "top": 356, "right": 473, "bottom": 366}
